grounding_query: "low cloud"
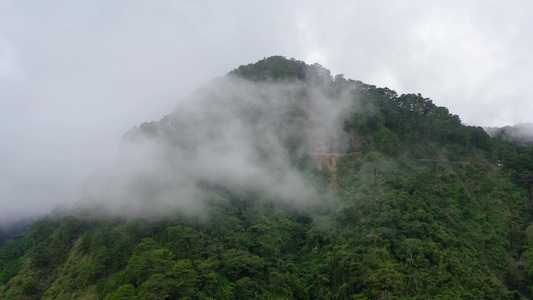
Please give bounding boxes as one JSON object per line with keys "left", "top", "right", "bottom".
{"left": 77, "top": 74, "right": 357, "bottom": 218}
{"left": 485, "top": 123, "right": 533, "bottom": 145}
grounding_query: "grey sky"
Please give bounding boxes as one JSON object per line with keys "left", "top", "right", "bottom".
{"left": 0, "top": 0, "right": 532, "bottom": 223}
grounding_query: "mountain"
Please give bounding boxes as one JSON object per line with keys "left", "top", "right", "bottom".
{"left": 1, "top": 56, "right": 533, "bottom": 299}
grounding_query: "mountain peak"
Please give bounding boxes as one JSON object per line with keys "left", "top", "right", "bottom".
{"left": 228, "top": 55, "right": 334, "bottom": 84}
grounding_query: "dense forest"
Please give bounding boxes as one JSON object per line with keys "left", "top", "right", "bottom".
{"left": 1, "top": 56, "right": 533, "bottom": 299}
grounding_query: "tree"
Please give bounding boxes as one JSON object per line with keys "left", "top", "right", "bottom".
{"left": 105, "top": 284, "right": 136, "bottom": 300}
{"left": 122, "top": 238, "right": 160, "bottom": 287}
{"left": 167, "top": 259, "right": 199, "bottom": 298}
{"left": 138, "top": 274, "right": 172, "bottom": 300}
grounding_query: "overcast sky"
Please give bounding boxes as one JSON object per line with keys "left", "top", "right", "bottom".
{"left": 1, "top": 0, "right": 532, "bottom": 223}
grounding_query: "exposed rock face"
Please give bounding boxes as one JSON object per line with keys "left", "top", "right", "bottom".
{"left": 308, "top": 152, "right": 340, "bottom": 186}
{"left": 303, "top": 90, "right": 342, "bottom": 185}
{"left": 320, "top": 153, "right": 339, "bottom": 185}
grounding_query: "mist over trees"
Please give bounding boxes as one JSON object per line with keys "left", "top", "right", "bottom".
{"left": 486, "top": 123, "right": 533, "bottom": 146}
{"left": 2, "top": 56, "right": 533, "bottom": 299}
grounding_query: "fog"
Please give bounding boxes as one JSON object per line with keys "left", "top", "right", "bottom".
{"left": 78, "top": 74, "right": 355, "bottom": 218}
{"left": 1, "top": 0, "right": 532, "bottom": 224}
{"left": 485, "top": 123, "right": 533, "bottom": 145}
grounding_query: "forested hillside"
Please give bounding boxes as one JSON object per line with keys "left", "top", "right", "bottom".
{"left": 1, "top": 56, "right": 533, "bottom": 299}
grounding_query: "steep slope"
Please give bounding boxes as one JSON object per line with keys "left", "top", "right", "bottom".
{"left": 1, "top": 56, "right": 533, "bottom": 299}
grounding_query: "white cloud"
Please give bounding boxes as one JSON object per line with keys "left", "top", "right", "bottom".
{"left": 0, "top": 32, "right": 19, "bottom": 78}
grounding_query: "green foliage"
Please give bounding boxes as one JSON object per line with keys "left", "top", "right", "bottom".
{"left": 22, "top": 280, "right": 39, "bottom": 296}
{"left": 229, "top": 56, "right": 307, "bottom": 81}
{"left": 373, "top": 127, "right": 400, "bottom": 156}
{"left": 105, "top": 284, "right": 135, "bottom": 300}
{"left": 220, "top": 249, "right": 265, "bottom": 280}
